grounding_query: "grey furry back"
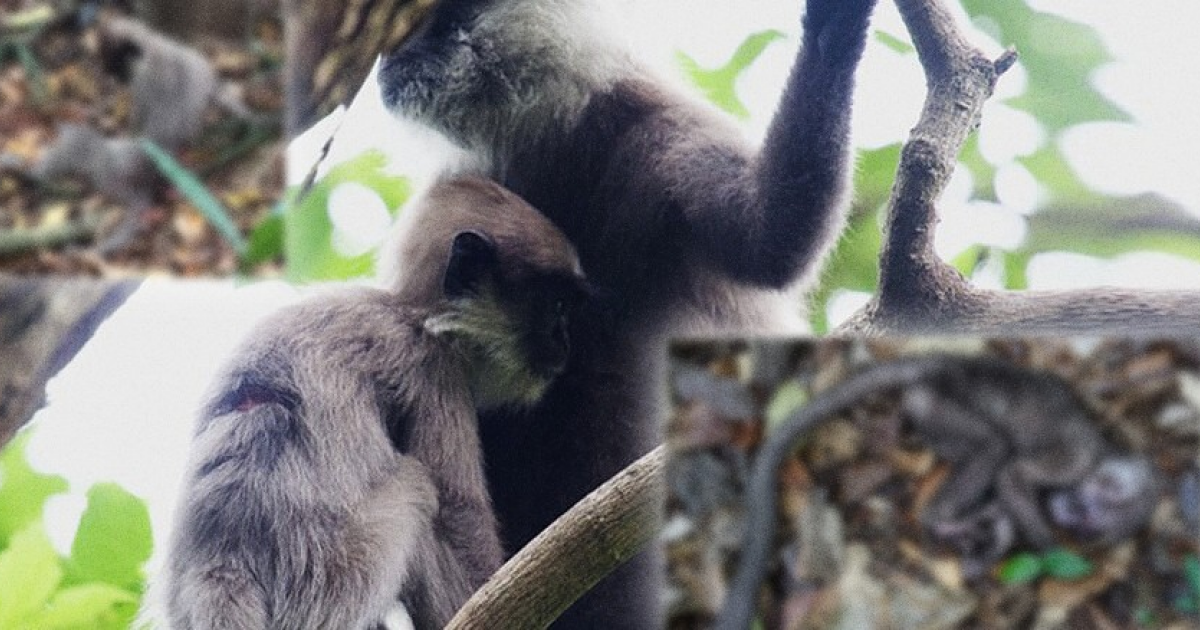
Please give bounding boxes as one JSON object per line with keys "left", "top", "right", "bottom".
{"left": 163, "top": 287, "right": 498, "bottom": 629}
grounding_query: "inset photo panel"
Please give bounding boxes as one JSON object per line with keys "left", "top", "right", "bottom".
{"left": 0, "top": 0, "right": 283, "bottom": 275}
{"left": 667, "top": 338, "right": 1200, "bottom": 629}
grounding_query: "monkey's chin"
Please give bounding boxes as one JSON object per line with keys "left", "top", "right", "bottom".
{"left": 472, "top": 368, "right": 553, "bottom": 412}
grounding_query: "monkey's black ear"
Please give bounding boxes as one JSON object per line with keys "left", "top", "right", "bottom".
{"left": 444, "top": 230, "right": 498, "bottom": 298}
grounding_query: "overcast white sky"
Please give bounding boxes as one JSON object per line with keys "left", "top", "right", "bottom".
{"left": 16, "top": 0, "right": 1200, "bottom": 575}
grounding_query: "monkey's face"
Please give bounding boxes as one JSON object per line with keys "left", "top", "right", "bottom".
{"left": 432, "top": 229, "right": 591, "bottom": 409}
{"left": 1046, "top": 456, "right": 1160, "bottom": 542}
{"left": 378, "top": 0, "right": 626, "bottom": 157}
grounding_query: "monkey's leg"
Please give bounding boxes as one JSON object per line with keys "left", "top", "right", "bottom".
{"left": 902, "top": 389, "right": 1014, "bottom": 543}
{"left": 684, "top": 0, "right": 880, "bottom": 287}
{"left": 996, "top": 446, "right": 1098, "bottom": 549}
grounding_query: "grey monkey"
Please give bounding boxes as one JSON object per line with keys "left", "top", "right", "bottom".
{"left": 163, "top": 176, "right": 591, "bottom": 629}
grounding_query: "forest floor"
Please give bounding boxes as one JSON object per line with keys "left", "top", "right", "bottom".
{"left": 667, "top": 338, "right": 1200, "bottom": 629}
{"left": 0, "top": 3, "right": 284, "bottom": 276}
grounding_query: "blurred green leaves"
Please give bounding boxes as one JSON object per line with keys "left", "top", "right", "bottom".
{"left": 282, "top": 150, "right": 411, "bottom": 282}
{"left": 676, "top": 30, "right": 786, "bottom": 119}
{"left": 0, "top": 432, "right": 150, "bottom": 630}
{"left": 997, "top": 548, "right": 1094, "bottom": 585}
{"left": 140, "top": 138, "right": 248, "bottom": 255}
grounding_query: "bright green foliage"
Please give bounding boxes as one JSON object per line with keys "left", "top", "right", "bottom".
{"left": 1024, "top": 201, "right": 1200, "bottom": 265}
{"left": 139, "top": 138, "right": 248, "bottom": 254}
{"left": 67, "top": 484, "right": 153, "bottom": 592}
{"left": 997, "top": 552, "right": 1043, "bottom": 585}
{"left": 1040, "top": 547, "right": 1093, "bottom": 580}
{"left": 997, "top": 547, "right": 1094, "bottom": 585}
{"left": 0, "top": 525, "right": 63, "bottom": 629}
{"left": 1178, "top": 554, "right": 1200, "bottom": 613}
{"left": 0, "top": 434, "right": 150, "bottom": 630}
{"left": 242, "top": 209, "right": 285, "bottom": 269}
{"left": 675, "top": 30, "right": 786, "bottom": 119}
{"left": 284, "top": 150, "right": 411, "bottom": 282}
{"left": 0, "top": 432, "right": 67, "bottom": 548}
{"left": 961, "top": 0, "right": 1129, "bottom": 133}
{"left": 853, "top": 144, "right": 903, "bottom": 210}
{"left": 873, "top": 29, "right": 914, "bottom": 55}
{"left": 34, "top": 584, "right": 138, "bottom": 630}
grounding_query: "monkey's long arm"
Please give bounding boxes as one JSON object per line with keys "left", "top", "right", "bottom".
{"left": 671, "top": 0, "right": 876, "bottom": 288}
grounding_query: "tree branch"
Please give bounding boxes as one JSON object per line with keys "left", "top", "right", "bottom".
{"left": 840, "top": 0, "right": 1200, "bottom": 335}
{"left": 446, "top": 445, "right": 665, "bottom": 630}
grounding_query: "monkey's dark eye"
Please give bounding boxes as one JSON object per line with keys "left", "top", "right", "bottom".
{"left": 214, "top": 381, "right": 297, "bottom": 416}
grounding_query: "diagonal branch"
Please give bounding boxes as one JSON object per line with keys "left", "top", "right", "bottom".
{"left": 445, "top": 445, "right": 665, "bottom": 630}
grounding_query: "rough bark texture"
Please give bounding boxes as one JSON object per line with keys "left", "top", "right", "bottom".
{"left": 839, "top": 0, "right": 1200, "bottom": 335}
{"left": 0, "top": 276, "right": 139, "bottom": 449}
{"left": 445, "top": 446, "right": 665, "bottom": 630}
{"left": 283, "top": 0, "right": 435, "bottom": 136}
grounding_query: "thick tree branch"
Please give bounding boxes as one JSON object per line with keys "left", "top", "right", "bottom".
{"left": 841, "top": 0, "right": 1200, "bottom": 334}
{"left": 446, "top": 445, "right": 665, "bottom": 630}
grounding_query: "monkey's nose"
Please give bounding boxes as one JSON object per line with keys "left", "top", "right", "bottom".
{"left": 528, "top": 335, "right": 569, "bottom": 380}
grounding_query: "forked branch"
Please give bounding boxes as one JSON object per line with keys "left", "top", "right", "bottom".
{"left": 840, "top": 0, "right": 1200, "bottom": 334}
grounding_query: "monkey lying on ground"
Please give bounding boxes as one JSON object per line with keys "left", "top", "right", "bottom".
{"left": 379, "top": 0, "right": 878, "bottom": 623}
{"left": 897, "top": 358, "right": 1159, "bottom": 572}
{"left": 716, "top": 353, "right": 1161, "bottom": 630}
{"left": 163, "top": 177, "right": 590, "bottom": 629}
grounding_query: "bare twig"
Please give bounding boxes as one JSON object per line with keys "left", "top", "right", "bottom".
{"left": 841, "top": 0, "right": 1200, "bottom": 334}
{"left": 446, "top": 445, "right": 665, "bottom": 630}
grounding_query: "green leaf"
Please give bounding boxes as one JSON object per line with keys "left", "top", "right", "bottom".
{"left": 997, "top": 552, "right": 1043, "bottom": 584}
{"left": 31, "top": 583, "right": 138, "bottom": 630}
{"left": 284, "top": 150, "right": 411, "bottom": 282}
{"left": 853, "top": 144, "right": 902, "bottom": 209}
{"left": 950, "top": 244, "right": 988, "bottom": 277}
{"left": 0, "top": 523, "right": 63, "bottom": 628}
{"left": 808, "top": 205, "right": 883, "bottom": 332}
{"left": 957, "top": 135, "right": 997, "bottom": 202}
{"left": 960, "top": 1, "right": 1129, "bottom": 132}
{"left": 873, "top": 29, "right": 914, "bottom": 55}
{"left": 1023, "top": 196, "right": 1200, "bottom": 263}
{"left": 1040, "top": 547, "right": 1092, "bottom": 580}
{"left": 0, "top": 431, "right": 68, "bottom": 547}
{"left": 675, "top": 30, "right": 786, "bottom": 119}
{"left": 1001, "top": 249, "right": 1031, "bottom": 290}
{"left": 67, "top": 484, "right": 152, "bottom": 592}
{"left": 1016, "top": 145, "right": 1099, "bottom": 203}
{"left": 1184, "top": 554, "right": 1200, "bottom": 602}
{"left": 242, "top": 211, "right": 284, "bottom": 268}
{"left": 138, "top": 138, "right": 247, "bottom": 254}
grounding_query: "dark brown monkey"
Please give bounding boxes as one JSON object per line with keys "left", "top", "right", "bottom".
{"left": 379, "top": 0, "right": 878, "bottom": 622}
{"left": 163, "top": 177, "right": 590, "bottom": 629}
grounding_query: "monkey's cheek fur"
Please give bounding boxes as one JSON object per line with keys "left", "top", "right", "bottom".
{"left": 1047, "top": 490, "right": 1109, "bottom": 539}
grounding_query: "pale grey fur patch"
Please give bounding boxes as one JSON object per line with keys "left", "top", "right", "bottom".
{"left": 388, "top": 0, "right": 632, "bottom": 172}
